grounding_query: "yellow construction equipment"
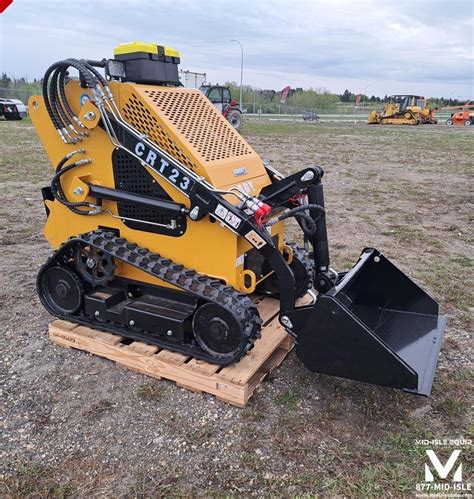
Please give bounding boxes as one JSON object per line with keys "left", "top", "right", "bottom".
{"left": 368, "top": 95, "right": 437, "bottom": 125}
{"left": 28, "top": 43, "right": 446, "bottom": 395}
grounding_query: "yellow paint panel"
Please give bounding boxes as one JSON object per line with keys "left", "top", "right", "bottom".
{"left": 28, "top": 78, "right": 286, "bottom": 293}
{"left": 120, "top": 84, "right": 271, "bottom": 194}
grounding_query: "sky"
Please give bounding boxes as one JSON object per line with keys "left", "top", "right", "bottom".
{"left": 0, "top": 0, "right": 473, "bottom": 99}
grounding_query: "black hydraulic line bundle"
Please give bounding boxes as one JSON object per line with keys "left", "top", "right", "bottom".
{"left": 43, "top": 59, "right": 112, "bottom": 215}
{"left": 50, "top": 150, "right": 95, "bottom": 215}
{"left": 265, "top": 203, "right": 325, "bottom": 236}
{"left": 42, "top": 58, "right": 110, "bottom": 144}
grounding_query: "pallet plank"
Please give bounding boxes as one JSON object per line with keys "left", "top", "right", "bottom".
{"left": 256, "top": 297, "right": 280, "bottom": 325}
{"left": 279, "top": 335, "right": 294, "bottom": 352}
{"left": 50, "top": 320, "right": 79, "bottom": 332}
{"left": 125, "top": 341, "right": 160, "bottom": 356}
{"left": 216, "top": 316, "right": 288, "bottom": 385}
{"left": 74, "top": 325, "right": 122, "bottom": 346}
{"left": 154, "top": 349, "right": 190, "bottom": 366}
{"left": 185, "top": 358, "right": 221, "bottom": 375}
{"left": 48, "top": 292, "right": 311, "bottom": 407}
{"left": 260, "top": 345, "right": 292, "bottom": 375}
{"left": 298, "top": 293, "right": 315, "bottom": 306}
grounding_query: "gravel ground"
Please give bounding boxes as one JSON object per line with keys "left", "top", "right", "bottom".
{"left": 0, "top": 119, "right": 472, "bottom": 496}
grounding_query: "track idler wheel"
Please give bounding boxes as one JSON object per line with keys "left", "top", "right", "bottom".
{"left": 75, "top": 245, "right": 115, "bottom": 286}
{"left": 38, "top": 265, "right": 84, "bottom": 315}
{"left": 192, "top": 303, "right": 250, "bottom": 363}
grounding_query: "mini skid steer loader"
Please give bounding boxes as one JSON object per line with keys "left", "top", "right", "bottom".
{"left": 30, "top": 42, "right": 446, "bottom": 395}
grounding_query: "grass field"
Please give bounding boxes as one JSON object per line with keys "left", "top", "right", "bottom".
{"left": 0, "top": 118, "right": 472, "bottom": 496}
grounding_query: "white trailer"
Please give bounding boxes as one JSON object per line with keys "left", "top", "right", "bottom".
{"left": 179, "top": 70, "right": 207, "bottom": 88}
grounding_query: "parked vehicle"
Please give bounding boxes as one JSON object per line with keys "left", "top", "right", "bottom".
{"left": 199, "top": 85, "right": 243, "bottom": 130}
{"left": 439, "top": 101, "right": 473, "bottom": 126}
{"left": 0, "top": 98, "right": 28, "bottom": 120}
{"left": 446, "top": 111, "right": 473, "bottom": 126}
{"left": 303, "top": 111, "right": 320, "bottom": 122}
{"left": 368, "top": 95, "right": 437, "bottom": 125}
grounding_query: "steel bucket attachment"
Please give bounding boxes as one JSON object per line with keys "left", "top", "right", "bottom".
{"left": 287, "top": 248, "right": 446, "bottom": 395}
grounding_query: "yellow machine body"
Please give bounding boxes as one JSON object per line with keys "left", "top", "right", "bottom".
{"left": 368, "top": 95, "right": 437, "bottom": 125}
{"left": 29, "top": 81, "right": 286, "bottom": 293}
{"left": 30, "top": 47, "right": 447, "bottom": 392}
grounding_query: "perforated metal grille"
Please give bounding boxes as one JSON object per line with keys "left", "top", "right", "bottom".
{"left": 112, "top": 149, "right": 184, "bottom": 236}
{"left": 123, "top": 94, "right": 198, "bottom": 170}
{"left": 144, "top": 89, "right": 253, "bottom": 162}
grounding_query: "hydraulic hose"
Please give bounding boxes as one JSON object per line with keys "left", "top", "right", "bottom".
{"left": 58, "top": 68, "right": 86, "bottom": 133}
{"left": 42, "top": 58, "right": 101, "bottom": 141}
{"left": 82, "top": 60, "right": 108, "bottom": 86}
{"left": 295, "top": 212, "right": 318, "bottom": 236}
{"left": 51, "top": 153, "right": 94, "bottom": 215}
{"left": 50, "top": 68, "right": 74, "bottom": 133}
{"left": 265, "top": 204, "right": 325, "bottom": 236}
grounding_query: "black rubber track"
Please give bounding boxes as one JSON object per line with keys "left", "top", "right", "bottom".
{"left": 37, "top": 229, "right": 262, "bottom": 365}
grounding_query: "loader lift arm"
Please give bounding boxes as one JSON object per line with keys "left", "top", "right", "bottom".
{"left": 99, "top": 110, "right": 333, "bottom": 314}
{"left": 93, "top": 114, "right": 330, "bottom": 313}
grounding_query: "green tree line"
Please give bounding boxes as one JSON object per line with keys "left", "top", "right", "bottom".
{"left": 0, "top": 73, "right": 468, "bottom": 111}
{"left": 225, "top": 82, "right": 340, "bottom": 111}
{"left": 225, "top": 82, "right": 468, "bottom": 111}
{"left": 339, "top": 88, "right": 467, "bottom": 107}
{"left": 0, "top": 73, "right": 42, "bottom": 100}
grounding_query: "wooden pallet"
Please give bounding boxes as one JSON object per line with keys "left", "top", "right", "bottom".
{"left": 48, "top": 294, "right": 312, "bottom": 407}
